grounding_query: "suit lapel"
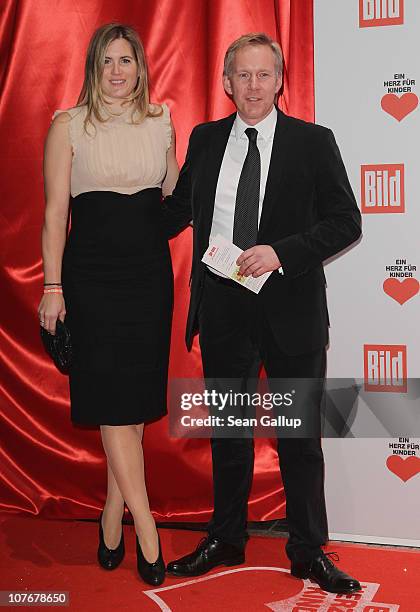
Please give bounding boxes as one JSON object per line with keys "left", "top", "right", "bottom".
{"left": 199, "top": 113, "right": 236, "bottom": 250}
{"left": 257, "top": 108, "right": 290, "bottom": 239}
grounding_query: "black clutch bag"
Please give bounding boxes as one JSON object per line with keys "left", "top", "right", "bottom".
{"left": 40, "top": 319, "right": 73, "bottom": 372}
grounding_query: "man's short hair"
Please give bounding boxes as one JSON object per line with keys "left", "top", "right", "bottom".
{"left": 223, "top": 33, "right": 283, "bottom": 78}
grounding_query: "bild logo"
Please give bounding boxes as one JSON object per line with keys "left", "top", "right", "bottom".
{"left": 361, "top": 164, "right": 404, "bottom": 213}
{"left": 359, "top": 0, "right": 404, "bottom": 27}
{"left": 364, "top": 344, "right": 407, "bottom": 392}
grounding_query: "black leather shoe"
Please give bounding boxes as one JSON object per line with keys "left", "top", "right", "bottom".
{"left": 291, "top": 551, "right": 361, "bottom": 594}
{"left": 166, "top": 536, "right": 245, "bottom": 577}
{"left": 136, "top": 533, "right": 165, "bottom": 586}
{"left": 97, "top": 512, "right": 125, "bottom": 570}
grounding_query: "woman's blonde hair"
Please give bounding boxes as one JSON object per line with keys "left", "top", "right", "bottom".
{"left": 77, "top": 23, "right": 162, "bottom": 133}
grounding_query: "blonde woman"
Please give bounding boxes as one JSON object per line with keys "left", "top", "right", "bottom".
{"left": 38, "top": 23, "right": 179, "bottom": 585}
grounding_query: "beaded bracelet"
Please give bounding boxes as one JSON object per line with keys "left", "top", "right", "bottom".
{"left": 43, "top": 288, "right": 63, "bottom": 294}
{"left": 44, "top": 283, "right": 62, "bottom": 286}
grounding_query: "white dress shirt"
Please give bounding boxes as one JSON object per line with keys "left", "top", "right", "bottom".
{"left": 208, "top": 106, "right": 281, "bottom": 276}
{"left": 210, "top": 106, "right": 277, "bottom": 244}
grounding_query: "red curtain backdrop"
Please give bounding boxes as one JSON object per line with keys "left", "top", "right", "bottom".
{"left": 0, "top": 0, "right": 314, "bottom": 521}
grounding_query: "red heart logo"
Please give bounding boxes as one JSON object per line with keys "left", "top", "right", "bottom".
{"left": 381, "top": 92, "right": 419, "bottom": 121}
{"left": 386, "top": 455, "right": 420, "bottom": 482}
{"left": 383, "top": 278, "right": 420, "bottom": 305}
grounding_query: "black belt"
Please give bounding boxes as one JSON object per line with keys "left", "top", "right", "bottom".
{"left": 205, "top": 267, "right": 243, "bottom": 289}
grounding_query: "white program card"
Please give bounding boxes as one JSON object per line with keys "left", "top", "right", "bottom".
{"left": 201, "top": 234, "right": 272, "bottom": 294}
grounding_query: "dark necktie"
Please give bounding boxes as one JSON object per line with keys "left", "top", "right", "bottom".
{"left": 232, "top": 127, "right": 260, "bottom": 250}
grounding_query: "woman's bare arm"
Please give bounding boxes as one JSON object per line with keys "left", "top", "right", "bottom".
{"left": 162, "top": 122, "right": 179, "bottom": 197}
{"left": 38, "top": 113, "right": 72, "bottom": 334}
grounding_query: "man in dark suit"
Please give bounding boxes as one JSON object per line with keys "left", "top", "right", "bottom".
{"left": 165, "top": 33, "right": 362, "bottom": 594}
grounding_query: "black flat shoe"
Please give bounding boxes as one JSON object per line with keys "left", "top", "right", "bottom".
{"left": 136, "top": 533, "right": 165, "bottom": 586}
{"left": 166, "top": 536, "right": 245, "bottom": 577}
{"left": 97, "top": 511, "right": 125, "bottom": 570}
{"left": 291, "top": 551, "right": 361, "bottom": 594}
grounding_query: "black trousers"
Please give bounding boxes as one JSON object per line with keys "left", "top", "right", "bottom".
{"left": 198, "top": 271, "right": 328, "bottom": 562}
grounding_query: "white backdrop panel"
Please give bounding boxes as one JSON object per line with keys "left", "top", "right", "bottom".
{"left": 314, "top": 0, "right": 420, "bottom": 545}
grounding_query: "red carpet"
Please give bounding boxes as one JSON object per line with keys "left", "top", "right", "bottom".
{"left": 0, "top": 515, "right": 418, "bottom": 610}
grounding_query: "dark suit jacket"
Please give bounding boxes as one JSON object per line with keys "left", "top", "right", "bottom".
{"left": 163, "top": 108, "right": 362, "bottom": 355}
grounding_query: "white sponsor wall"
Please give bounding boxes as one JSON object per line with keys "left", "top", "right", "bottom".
{"left": 314, "top": 0, "right": 420, "bottom": 545}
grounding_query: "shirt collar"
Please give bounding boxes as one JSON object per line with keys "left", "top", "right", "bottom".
{"left": 233, "top": 106, "right": 277, "bottom": 142}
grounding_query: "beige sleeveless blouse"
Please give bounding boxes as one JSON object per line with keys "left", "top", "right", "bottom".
{"left": 53, "top": 104, "right": 172, "bottom": 198}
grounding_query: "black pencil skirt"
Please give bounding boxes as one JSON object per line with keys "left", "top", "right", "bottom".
{"left": 62, "top": 188, "right": 173, "bottom": 426}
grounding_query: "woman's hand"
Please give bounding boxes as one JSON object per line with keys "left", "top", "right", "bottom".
{"left": 38, "top": 294, "right": 66, "bottom": 335}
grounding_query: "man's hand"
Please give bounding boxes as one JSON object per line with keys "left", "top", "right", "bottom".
{"left": 236, "top": 245, "right": 281, "bottom": 277}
